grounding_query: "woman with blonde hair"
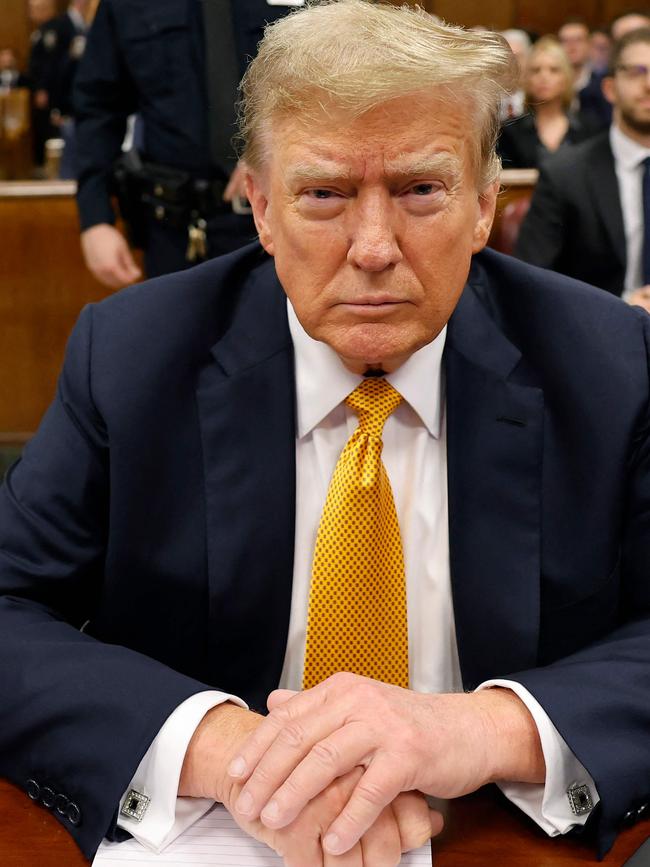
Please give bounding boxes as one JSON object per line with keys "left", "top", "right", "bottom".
{"left": 498, "top": 35, "right": 598, "bottom": 168}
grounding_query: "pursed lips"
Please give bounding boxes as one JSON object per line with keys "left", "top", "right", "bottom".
{"left": 336, "top": 295, "right": 407, "bottom": 306}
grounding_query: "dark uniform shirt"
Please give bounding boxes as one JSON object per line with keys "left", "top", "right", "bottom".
{"left": 73, "top": 0, "right": 291, "bottom": 230}
{"left": 29, "top": 10, "right": 86, "bottom": 115}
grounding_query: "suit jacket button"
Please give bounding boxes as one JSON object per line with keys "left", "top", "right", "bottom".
{"left": 637, "top": 803, "right": 648, "bottom": 820}
{"left": 40, "top": 786, "right": 56, "bottom": 809}
{"left": 55, "top": 793, "right": 69, "bottom": 815}
{"left": 67, "top": 802, "right": 81, "bottom": 826}
{"left": 26, "top": 780, "right": 40, "bottom": 801}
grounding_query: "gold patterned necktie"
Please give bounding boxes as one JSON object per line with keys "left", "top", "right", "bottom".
{"left": 303, "top": 377, "right": 409, "bottom": 690}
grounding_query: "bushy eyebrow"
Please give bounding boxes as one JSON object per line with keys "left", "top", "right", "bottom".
{"left": 385, "top": 151, "right": 463, "bottom": 183}
{"left": 286, "top": 162, "right": 352, "bottom": 186}
{"left": 285, "top": 151, "right": 463, "bottom": 188}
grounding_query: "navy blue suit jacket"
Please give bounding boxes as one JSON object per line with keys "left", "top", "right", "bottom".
{"left": 1, "top": 244, "right": 649, "bottom": 857}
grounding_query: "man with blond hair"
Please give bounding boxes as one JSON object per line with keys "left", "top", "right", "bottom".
{"left": 1, "top": 2, "right": 649, "bottom": 865}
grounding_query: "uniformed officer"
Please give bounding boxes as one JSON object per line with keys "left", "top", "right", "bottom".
{"left": 28, "top": 0, "right": 90, "bottom": 170}
{"left": 27, "top": 0, "right": 57, "bottom": 167}
{"left": 74, "top": 0, "right": 299, "bottom": 288}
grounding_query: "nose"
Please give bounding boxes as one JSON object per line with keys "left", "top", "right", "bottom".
{"left": 347, "top": 195, "right": 402, "bottom": 272}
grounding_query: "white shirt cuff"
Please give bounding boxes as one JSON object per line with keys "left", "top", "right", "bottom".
{"left": 477, "top": 679, "right": 599, "bottom": 836}
{"left": 116, "top": 690, "right": 248, "bottom": 852}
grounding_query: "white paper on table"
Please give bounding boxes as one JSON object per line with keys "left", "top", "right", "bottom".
{"left": 92, "top": 804, "right": 433, "bottom": 866}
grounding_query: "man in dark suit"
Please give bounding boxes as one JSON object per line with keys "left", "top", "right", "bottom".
{"left": 1, "top": 3, "right": 649, "bottom": 865}
{"left": 515, "top": 28, "right": 650, "bottom": 310}
{"left": 558, "top": 18, "right": 611, "bottom": 129}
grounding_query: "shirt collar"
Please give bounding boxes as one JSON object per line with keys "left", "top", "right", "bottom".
{"left": 610, "top": 122, "right": 650, "bottom": 170}
{"left": 287, "top": 298, "right": 446, "bottom": 440}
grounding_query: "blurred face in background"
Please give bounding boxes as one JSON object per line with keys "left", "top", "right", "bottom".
{"left": 0, "top": 50, "right": 17, "bottom": 72}
{"left": 526, "top": 47, "right": 572, "bottom": 106}
{"left": 558, "top": 22, "right": 590, "bottom": 69}
{"left": 611, "top": 14, "right": 650, "bottom": 42}
{"left": 590, "top": 30, "right": 612, "bottom": 73}
{"left": 604, "top": 40, "right": 650, "bottom": 138}
{"left": 28, "top": 0, "right": 56, "bottom": 27}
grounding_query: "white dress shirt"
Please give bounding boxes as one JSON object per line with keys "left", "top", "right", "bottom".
{"left": 610, "top": 123, "right": 650, "bottom": 296}
{"left": 117, "top": 299, "right": 598, "bottom": 850}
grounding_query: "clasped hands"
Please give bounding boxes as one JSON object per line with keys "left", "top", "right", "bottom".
{"left": 181, "top": 673, "right": 544, "bottom": 867}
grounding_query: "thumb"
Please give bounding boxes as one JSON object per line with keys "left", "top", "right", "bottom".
{"left": 118, "top": 245, "right": 142, "bottom": 281}
{"left": 267, "top": 689, "right": 299, "bottom": 711}
{"left": 429, "top": 808, "right": 444, "bottom": 838}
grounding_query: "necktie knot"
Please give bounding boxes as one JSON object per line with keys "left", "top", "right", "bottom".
{"left": 345, "top": 378, "right": 402, "bottom": 439}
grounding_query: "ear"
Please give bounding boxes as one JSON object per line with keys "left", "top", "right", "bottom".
{"left": 471, "top": 180, "right": 499, "bottom": 253}
{"left": 245, "top": 169, "right": 275, "bottom": 256}
{"left": 601, "top": 75, "right": 616, "bottom": 105}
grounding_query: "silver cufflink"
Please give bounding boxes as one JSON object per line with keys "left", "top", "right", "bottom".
{"left": 120, "top": 789, "right": 150, "bottom": 822}
{"left": 567, "top": 782, "right": 593, "bottom": 816}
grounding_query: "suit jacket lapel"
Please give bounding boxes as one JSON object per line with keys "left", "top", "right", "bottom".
{"left": 586, "top": 135, "right": 626, "bottom": 270}
{"left": 196, "top": 257, "right": 296, "bottom": 710}
{"left": 446, "top": 277, "right": 544, "bottom": 689}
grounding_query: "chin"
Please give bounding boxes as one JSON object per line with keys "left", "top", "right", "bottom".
{"left": 334, "top": 327, "right": 430, "bottom": 372}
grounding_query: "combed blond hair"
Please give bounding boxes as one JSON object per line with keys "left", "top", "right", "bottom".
{"left": 524, "top": 36, "right": 575, "bottom": 112}
{"left": 238, "top": 0, "right": 518, "bottom": 191}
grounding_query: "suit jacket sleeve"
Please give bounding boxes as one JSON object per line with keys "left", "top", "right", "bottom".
{"left": 0, "top": 305, "right": 212, "bottom": 859}
{"left": 509, "top": 309, "right": 650, "bottom": 853}
{"left": 514, "top": 161, "right": 566, "bottom": 270}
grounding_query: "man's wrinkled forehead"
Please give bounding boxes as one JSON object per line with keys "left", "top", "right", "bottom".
{"left": 255, "top": 92, "right": 478, "bottom": 181}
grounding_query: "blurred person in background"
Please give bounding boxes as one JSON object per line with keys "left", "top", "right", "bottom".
{"left": 558, "top": 17, "right": 611, "bottom": 127}
{"left": 27, "top": 0, "right": 57, "bottom": 169}
{"left": 590, "top": 27, "right": 612, "bottom": 74}
{"left": 73, "top": 0, "right": 296, "bottom": 290}
{"left": 610, "top": 9, "right": 650, "bottom": 41}
{"left": 516, "top": 28, "right": 650, "bottom": 309}
{"left": 39, "top": 0, "right": 92, "bottom": 179}
{"left": 499, "top": 29, "right": 531, "bottom": 120}
{"left": 498, "top": 36, "right": 598, "bottom": 168}
{"left": 558, "top": 17, "right": 591, "bottom": 87}
{"left": 0, "top": 49, "right": 29, "bottom": 92}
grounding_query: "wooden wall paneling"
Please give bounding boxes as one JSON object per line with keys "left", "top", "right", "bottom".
{"left": 421, "top": 0, "right": 647, "bottom": 32}
{"left": 0, "top": 182, "right": 118, "bottom": 437}
{"left": 0, "top": 0, "right": 31, "bottom": 70}
{"left": 601, "top": 0, "right": 650, "bottom": 28}
{"left": 515, "top": 0, "right": 600, "bottom": 35}
{"left": 428, "top": 0, "right": 516, "bottom": 30}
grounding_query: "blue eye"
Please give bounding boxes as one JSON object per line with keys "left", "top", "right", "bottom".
{"left": 311, "top": 189, "right": 335, "bottom": 199}
{"left": 412, "top": 183, "right": 435, "bottom": 195}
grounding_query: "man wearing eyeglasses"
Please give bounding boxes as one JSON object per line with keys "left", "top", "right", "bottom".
{"left": 516, "top": 27, "right": 650, "bottom": 311}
